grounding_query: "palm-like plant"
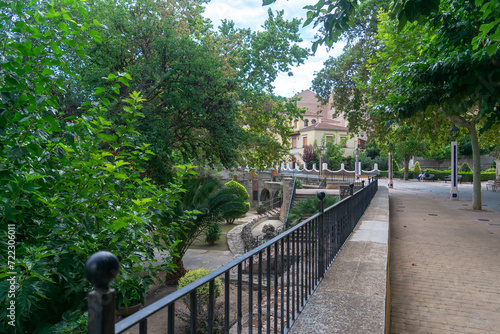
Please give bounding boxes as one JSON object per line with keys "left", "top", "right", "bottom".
{"left": 287, "top": 194, "right": 340, "bottom": 227}
{"left": 160, "top": 176, "right": 248, "bottom": 283}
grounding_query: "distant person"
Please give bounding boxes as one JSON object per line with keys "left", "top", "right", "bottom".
{"left": 418, "top": 171, "right": 425, "bottom": 181}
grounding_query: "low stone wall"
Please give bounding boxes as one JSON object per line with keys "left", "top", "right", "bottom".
{"left": 290, "top": 186, "right": 390, "bottom": 334}
{"left": 227, "top": 216, "right": 264, "bottom": 257}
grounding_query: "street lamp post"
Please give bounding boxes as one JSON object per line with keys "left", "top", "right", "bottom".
{"left": 388, "top": 143, "right": 394, "bottom": 189}
{"left": 318, "top": 147, "right": 324, "bottom": 180}
{"left": 450, "top": 125, "right": 459, "bottom": 200}
{"left": 355, "top": 148, "right": 359, "bottom": 180}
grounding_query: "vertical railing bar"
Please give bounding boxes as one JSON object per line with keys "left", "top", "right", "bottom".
{"left": 267, "top": 246, "right": 271, "bottom": 334}
{"left": 297, "top": 227, "right": 306, "bottom": 311}
{"left": 168, "top": 303, "right": 175, "bottom": 334}
{"left": 303, "top": 224, "right": 311, "bottom": 300}
{"left": 238, "top": 262, "right": 243, "bottom": 334}
{"left": 190, "top": 291, "right": 197, "bottom": 334}
{"left": 292, "top": 231, "right": 296, "bottom": 320}
{"left": 313, "top": 218, "right": 317, "bottom": 286}
{"left": 139, "top": 319, "right": 147, "bottom": 334}
{"left": 208, "top": 280, "right": 215, "bottom": 334}
{"left": 280, "top": 238, "right": 284, "bottom": 334}
{"left": 286, "top": 234, "right": 291, "bottom": 328}
{"left": 274, "top": 242, "right": 278, "bottom": 334}
{"left": 249, "top": 256, "right": 253, "bottom": 334}
{"left": 225, "top": 271, "right": 230, "bottom": 333}
{"left": 258, "top": 251, "right": 263, "bottom": 334}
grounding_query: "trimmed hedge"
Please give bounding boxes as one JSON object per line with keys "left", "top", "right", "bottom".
{"left": 377, "top": 169, "right": 496, "bottom": 182}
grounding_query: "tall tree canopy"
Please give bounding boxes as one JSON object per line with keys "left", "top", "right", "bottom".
{"left": 70, "top": 0, "right": 309, "bottom": 172}
{"left": 271, "top": 0, "right": 499, "bottom": 209}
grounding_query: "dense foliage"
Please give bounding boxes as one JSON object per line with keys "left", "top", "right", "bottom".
{"left": 288, "top": 194, "right": 340, "bottom": 226}
{"left": 0, "top": 1, "right": 187, "bottom": 331}
{"left": 0, "top": 0, "right": 310, "bottom": 331}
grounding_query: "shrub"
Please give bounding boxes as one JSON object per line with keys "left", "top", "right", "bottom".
{"left": 459, "top": 162, "right": 472, "bottom": 172}
{"left": 413, "top": 161, "right": 422, "bottom": 174}
{"left": 262, "top": 224, "right": 277, "bottom": 240}
{"left": 288, "top": 195, "right": 340, "bottom": 226}
{"left": 204, "top": 223, "right": 221, "bottom": 245}
{"left": 178, "top": 269, "right": 222, "bottom": 304}
{"left": 177, "top": 269, "right": 224, "bottom": 333}
{"left": 295, "top": 178, "right": 304, "bottom": 189}
{"left": 223, "top": 180, "right": 250, "bottom": 224}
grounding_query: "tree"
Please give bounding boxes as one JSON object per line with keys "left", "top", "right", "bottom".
{"left": 224, "top": 180, "right": 251, "bottom": 224}
{"left": 73, "top": 1, "right": 309, "bottom": 171}
{"left": 301, "top": 144, "right": 318, "bottom": 169}
{"left": 0, "top": 1, "right": 189, "bottom": 330}
{"left": 370, "top": 4, "right": 500, "bottom": 209}
{"left": 160, "top": 176, "right": 249, "bottom": 283}
{"left": 316, "top": 135, "right": 346, "bottom": 170}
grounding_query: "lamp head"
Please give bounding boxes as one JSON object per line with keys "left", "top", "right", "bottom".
{"left": 450, "top": 125, "right": 459, "bottom": 140}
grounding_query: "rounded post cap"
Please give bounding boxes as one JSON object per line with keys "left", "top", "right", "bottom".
{"left": 85, "top": 251, "right": 120, "bottom": 290}
{"left": 317, "top": 191, "right": 326, "bottom": 200}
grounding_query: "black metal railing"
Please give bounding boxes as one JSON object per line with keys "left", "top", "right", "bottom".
{"left": 284, "top": 178, "right": 297, "bottom": 229}
{"left": 259, "top": 197, "right": 282, "bottom": 213}
{"left": 86, "top": 177, "right": 378, "bottom": 334}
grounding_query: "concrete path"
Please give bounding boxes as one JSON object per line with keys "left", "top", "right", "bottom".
{"left": 389, "top": 181, "right": 500, "bottom": 333}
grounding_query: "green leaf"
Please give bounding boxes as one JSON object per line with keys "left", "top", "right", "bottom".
{"left": 118, "top": 76, "right": 129, "bottom": 87}
{"left": 88, "top": 30, "right": 101, "bottom": 43}
{"left": 485, "top": 44, "right": 497, "bottom": 56}
{"left": 8, "top": 146, "right": 27, "bottom": 161}
{"left": 58, "top": 22, "right": 69, "bottom": 34}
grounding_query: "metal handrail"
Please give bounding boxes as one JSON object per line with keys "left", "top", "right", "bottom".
{"left": 285, "top": 177, "right": 297, "bottom": 229}
{"left": 86, "top": 177, "right": 379, "bottom": 334}
{"left": 259, "top": 196, "right": 282, "bottom": 213}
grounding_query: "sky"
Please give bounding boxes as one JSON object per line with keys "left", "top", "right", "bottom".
{"left": 202, "top": 0, "right": 345, "bottom": 98}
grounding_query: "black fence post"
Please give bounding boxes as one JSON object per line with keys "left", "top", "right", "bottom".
{"left": 361, "top": 180, "right": 365, "bottom": 188}
{"left": 349, "top": 183, "right": 354, "bottom": 196}
{"left": 85, "top": 251, "right": 120, "bottom": 334}
{"left": 317, "top": 191, "right": 325, "bottom": 278}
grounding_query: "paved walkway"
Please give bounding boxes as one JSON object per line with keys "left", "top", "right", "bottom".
{"left": 389, "top": 181, "right": 500, "bottom": 333}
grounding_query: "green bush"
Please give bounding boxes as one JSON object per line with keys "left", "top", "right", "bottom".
{"left": 204, "top": 223, "right": 221, "bottom": 245}
{"left": 223, "top": 180, "right": 250, "bottom": 224}
{"left": 413, "top": 161, "right": 422, "bottom": 174}
{"left": 288, "top": 194, "right": 340, "bottom": 226}
{"left": 177, "top": 269, "right": 224, "bottom": 333}
{"left": 459, "top": 162, "right": 472, "bottom": 172}
{"left": 178, "top": 269, "right": 222, "bottom": 304}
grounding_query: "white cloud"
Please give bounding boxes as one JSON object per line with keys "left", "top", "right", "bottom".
{"left": 202, "top": 0, "right": 345, "bottom": 97}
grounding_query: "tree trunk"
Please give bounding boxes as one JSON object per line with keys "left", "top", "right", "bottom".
{"left": 164, "top": 257, "right": 187, "bottom": 285}
{"left": 450, "top": 115, "right": 482, "bottom": 210}
{"left": 468, "top": 124, "right": 482, "bottom": 210}
{"left": 404, "top": 157, "right": 410, "bottom": 180}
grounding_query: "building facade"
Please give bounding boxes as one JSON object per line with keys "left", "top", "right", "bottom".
{"left": 289, "top": 90, "right": 364, "bottom": 165}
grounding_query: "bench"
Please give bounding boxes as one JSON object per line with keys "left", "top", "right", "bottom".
{"left": 444, "top": 175, "right": 462, "bottom": 183}
{"left": 486, "top": 180, "right": 500, "bottom": 192}
{"left": 423, "top": 174, "right": 435, "bottom": 181}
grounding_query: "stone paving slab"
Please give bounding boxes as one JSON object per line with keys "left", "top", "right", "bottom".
{"left": 290, "top": 186, "right": 390, "bottom": 334}
{"left": 389, "top": 184, "right": 500, "bottom": 333}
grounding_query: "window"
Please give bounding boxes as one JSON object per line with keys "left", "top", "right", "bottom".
{"left": 304, "top": 119, "right": 309, "bottom": 127}
{"left": 303, "top": 136, "right": 307, "bottom": 147}
{"left": 326, "top": 135, "right": 333, "bottom": 143}
{"left": 292, "top": 136, "right": 297, "bottom": 148}
{"left": 311, "top": 119, "right": 316, "bottom": 125}
{"left": 294, "top": 120, "right": 298, "bottom": 128}
{"left": 340, "top": 136, "right": 347, "bottom": 148}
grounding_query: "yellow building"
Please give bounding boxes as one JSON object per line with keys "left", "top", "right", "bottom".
{"left": 289, "top": 90, "right": 365, "bottom": 165}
